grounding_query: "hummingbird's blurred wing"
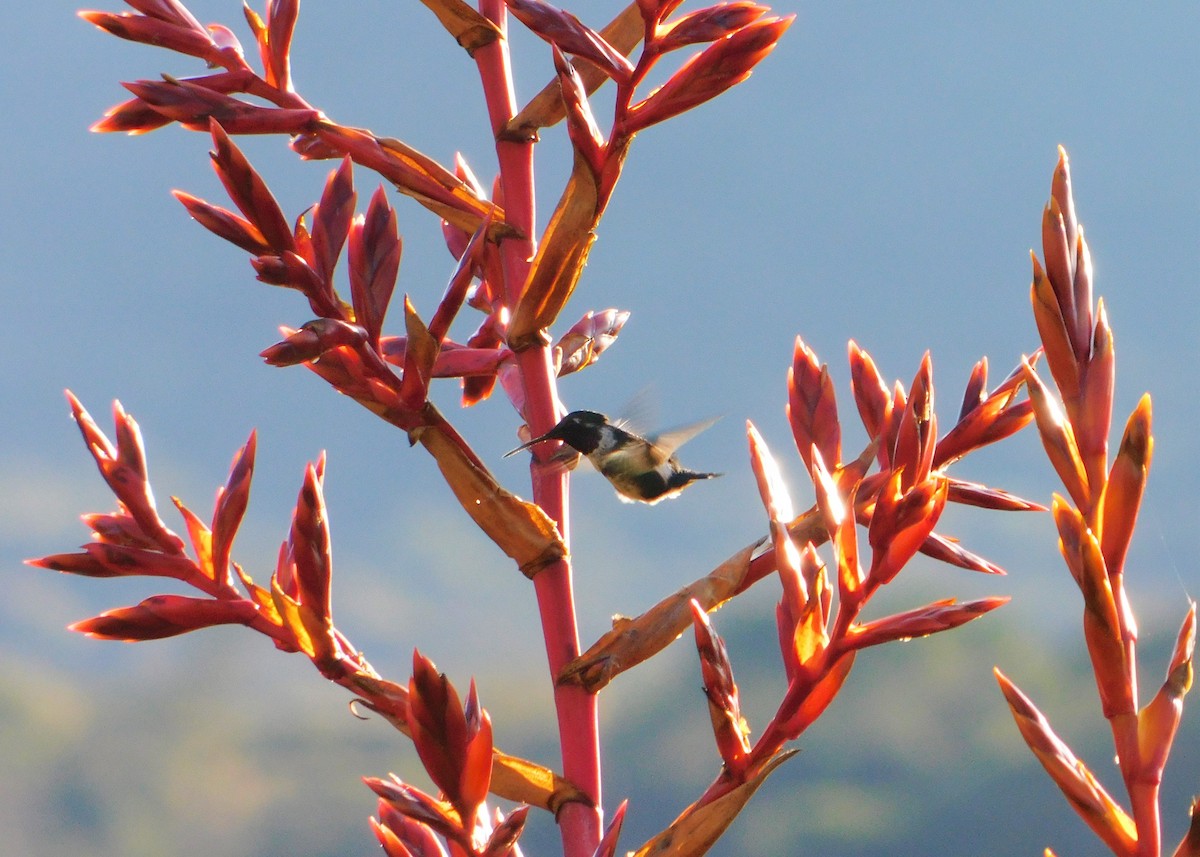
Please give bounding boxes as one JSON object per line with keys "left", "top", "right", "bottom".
{"left": 647, "top": 415, "right": 721, "bottom": 463}
{"left": 609, "top": 386, "right": 658, "bottom": 438}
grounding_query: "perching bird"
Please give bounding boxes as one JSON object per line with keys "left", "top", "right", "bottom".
{"left": 505, "top": 410, "right": 721, "bottom": 504}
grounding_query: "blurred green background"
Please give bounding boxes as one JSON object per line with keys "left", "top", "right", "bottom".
{"left": 3, "top": 2, "right": 1197, "bottom": 855}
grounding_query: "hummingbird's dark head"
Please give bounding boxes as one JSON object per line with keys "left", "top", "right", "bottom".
{"left": 503, "top": 411, "right": 612, "bottom": 457}
{"left": 543, "top": 411, "right": 609, "bottom": 453}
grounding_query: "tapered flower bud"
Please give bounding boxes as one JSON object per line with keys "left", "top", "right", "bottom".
{"left": 267, "top": 459, "right": 339, "bottom": 666}
{"left": 1075, "top": 300, "right": 1114, "bottom": 485}
{"left": 1030, "top": 253, "right": 1081, "bottom": 413}
{"left": 85, "top": 542, "right": 201, "bottom": 583}
{"left": 307, "top": 125, "right": 503, "bottom": 239}
{"left": 427, "top": 214, "right": 491, "bottom": 346}
{"left": 481, "top": 805, "right": 529, "bottom": 857}
{"left": 847, "top": 597, "right": 1008, "bottom": 650}
{"left": 211, "top": 432, "right": 255, "bottom": 588}
{"left": 1052, "top": 498, "right": 1135, "bottom": 719}
{"left": 690, "top": 601, "right": 751, "bottom": 777}
{"left": 366, "top": 776, "right": 463, "bottom": 843}
{"left": 260, "top": 319, "right": 370, "bottom": 366}
{"left": 959, "top": 357, "right": 989, "bottom": 420}
{"left": 70, "top": 594, "right": 259, "bottom": 641}
{"left": 848, "top": 340, "right": 891, "bottom": 456}
{"left": 626, "top": 16, "right": 793, "bottom": 131}
{"left": 79, "top": 10, "right": 237, "bottom": 68}
{"left": 381, "top": 339, "right": 507, "bottom": 379}
{"left": 1099, "top": 395, "right": 1152, "bottom": 581}
{"left": 207, "top": 119, "right": 296, "bottom": 250}
{"left": 368, "top": 817, "right": 418, "bottom": 857}
{"left": 288, "top": 463, "right": 332, "bottom": 626}
{"left": 91, "top": 95, "right": 174, "bottom": 134}
{"left": 866, "top": 472, "right": 948, "bottom": 587}
{"left": 809, "top": 446, "right": 863, "bottom": 605}
{"left": 1137, "top": 604, "right": 1194, "bottom": 782}
{"left": 260, "top": 0, "right": 298, "bottom": 92}
{"left": 82, "top": 512, "right": 158, "bottom": 548}
{"left": 592, "top": 800, "right": 628, "bottom": 857}
{"left": 747, "top": 422, "right": 794, "bottom": 524}
{"left": 995, "top": 668, "right": 1137, "bottom": 854}
{"left": 891, "top": 354, "right": 936, "bottom": 489}
{"left": 399, "top": 298, "right": 438, "bottom": 409}
{"left": 124, "top": 1, "right": 205, "bottom": 30}
{"left": 408, "top": 651, "right": 494, "bottom": 824}
{"left": 776, "top": 544, "right": 829, "bottom": 680}
{"left": 173, "top": 190, "right": 271, "bottom": 254}
{"left": 555, "top": 309, "right": 629, "bottom": 376}
{"left": 65, "top": 392, "right": 184, "bottom": 555}
{"left": 348, "top": 187, "right": 402, "bottom": 348}
{"left": 28, "top": 550, "right": 120, "bottom": 578}
{"left": 309, "top": 157, "right": 356, "bottom": 286}
{"left": 552, "top": 47, "right": 607, "bottom": 177}
{"left": 504, "top": 0, "right": 635, "bottom": 84}
{"left": 123, "top": 78, "right": 318, "bottom": 134}
{"left": 459, "top": 680, "right": 496, "bottom": 825}
{"left": 1024, "top": 360, "right": 1091, "bottom": 512}
{"left": 919, "top": 532, "right": 1006, "bottom": 575}
{"left": 946, "top": 478, "right": 1043, "bottom": 512}
{"left": 371, "top": 801, "right": 450, "bottom": 857}
{"left": 935, "top": 358, "right": 1035, "bottom": 466}
{"left": 655, "top": 3, "right": 770, "bottom": 52}
{"left": 787, "top": 336, "right": 840, "bottom": 472}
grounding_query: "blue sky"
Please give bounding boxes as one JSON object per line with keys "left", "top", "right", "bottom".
{"left": 3, "top": 2, "right": 1198, "bottom": 854}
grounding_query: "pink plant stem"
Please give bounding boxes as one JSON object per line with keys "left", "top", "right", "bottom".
{"left": 473, "top": 4, "right": 602, "bottom": 854}
{"left": 1130, "top": 786, "right": 1161, "bottom": 857}
{"left": 1119, "top": 714, "right": 1161, "bottom": 857}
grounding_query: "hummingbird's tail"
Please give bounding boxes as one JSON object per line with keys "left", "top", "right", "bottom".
{"left": 672, "top": 470, "right": 722, "bottom": 487}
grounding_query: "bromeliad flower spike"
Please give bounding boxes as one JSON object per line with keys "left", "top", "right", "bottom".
{"left": 995, "top": 148, "right": 1196, "bottom": 857}
{"left": 35, "top": 2, "right": 1181, "bottom": 856}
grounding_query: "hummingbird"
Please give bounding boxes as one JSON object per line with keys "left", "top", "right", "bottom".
{"left": 505, "top": 410, "right": 721, "bottom": 504}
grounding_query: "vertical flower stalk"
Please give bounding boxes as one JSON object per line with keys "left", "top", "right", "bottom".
{"left": 473, "top": 2, "right": 600, "bottom": 853}
{"left": 999, "top": 148, "right": 1195, "bottom": 857}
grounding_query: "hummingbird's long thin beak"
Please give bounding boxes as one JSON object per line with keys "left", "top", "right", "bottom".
{"left": 503, "top": 431, "right": 554, "bottom": 458}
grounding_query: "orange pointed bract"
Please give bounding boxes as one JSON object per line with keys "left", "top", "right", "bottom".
{"left": 406, "top": 652, "right": 495, "bottom": 828}
{"left": 690, "top": 601, "right": 752, "bottom": 777}
{"left": 1137, "top": 604, "right": 1195, "bottom": 778}
{"left": 70, "top": 594, "right": 259, "bottom": 641}
{"left": 211, "top": 432, "right": 256, "bottom": 588}
{"left": 631, "top": 750, "right": 797, "bottom": 857}
{"left": 995, "top": 668, "right": 1138, "bottom": 855}
{"left": 1052, "top": 498, "right": 1134, "bottom": 719}
{"left": 848, "top": 340, "right": 891, "bottom": 461}
{"left": 848, "top": 597, "right": 1007, "bottom": 650}
{"left": 1024, "top": 361, "right": 1091, "bottom": 511}
{"left": 787, "top": 336, "right": 841, "bottom": 471}
{"left": 1099, "top": 395, "right": 1152, "bottom": 582}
